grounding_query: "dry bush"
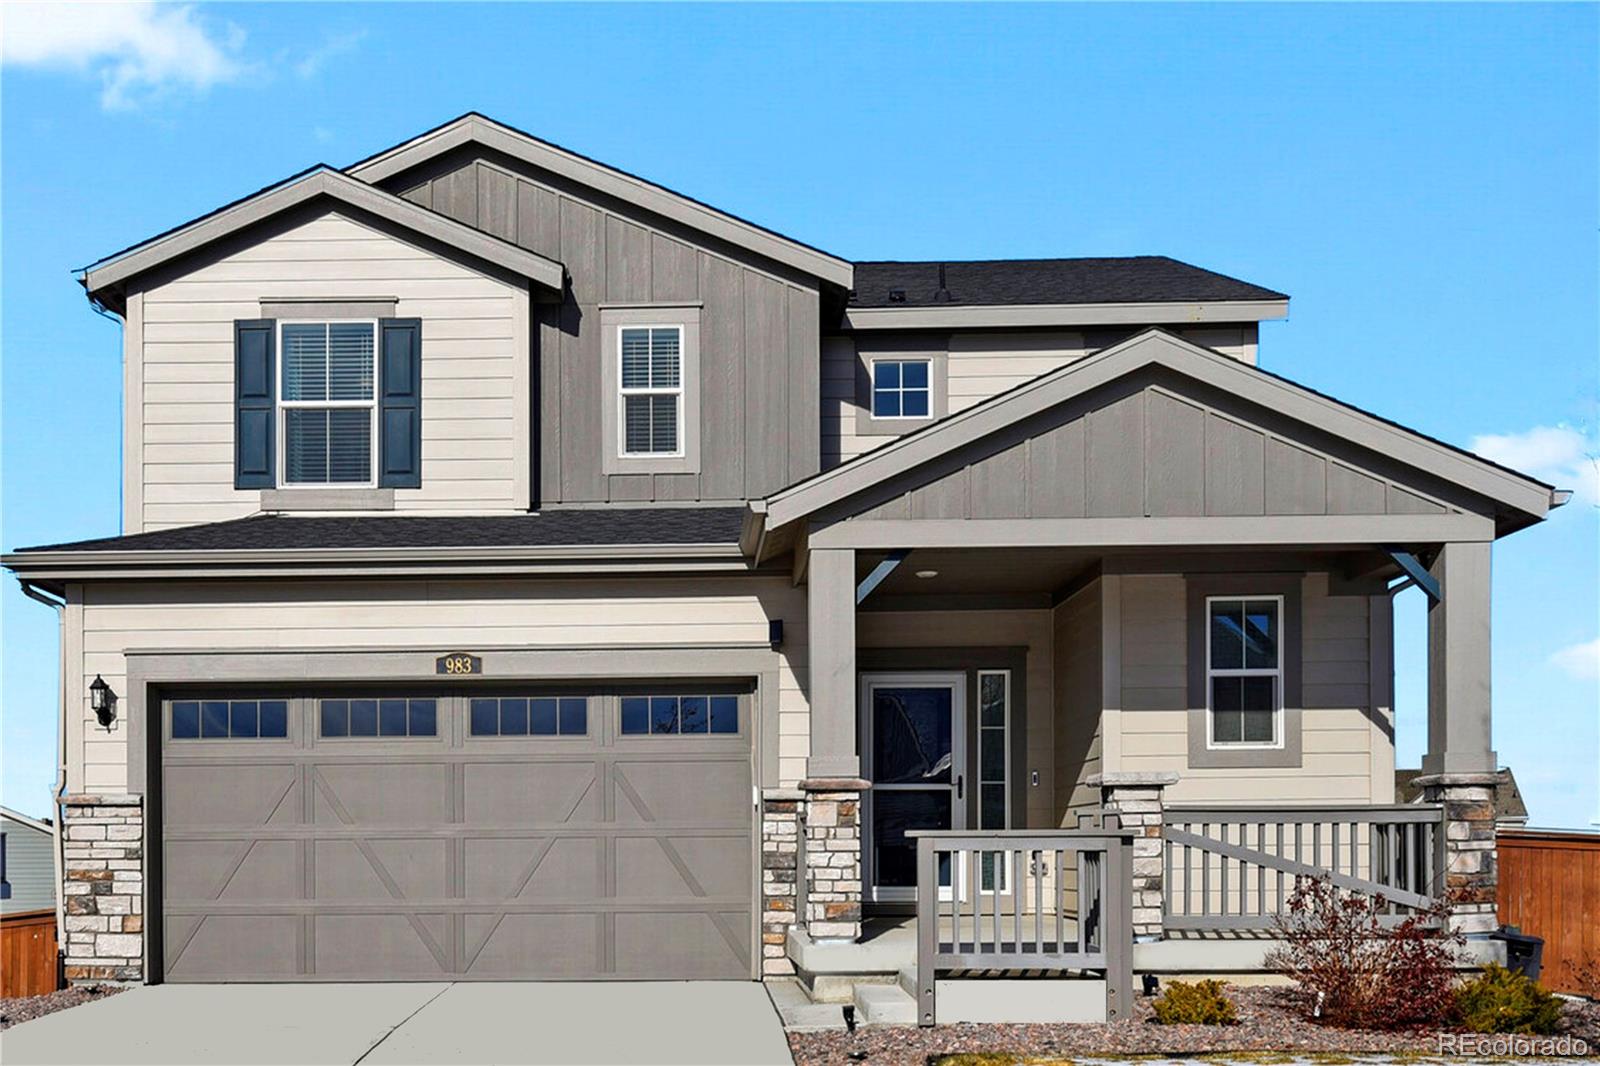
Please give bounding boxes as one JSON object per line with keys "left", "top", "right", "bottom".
{"left": 1266, "top": 875, "right": 1463, "bottom": 1030}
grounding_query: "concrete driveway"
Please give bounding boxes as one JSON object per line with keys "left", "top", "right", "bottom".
{"left": 1, "top": 982, "right": 793, "bottom": 1066}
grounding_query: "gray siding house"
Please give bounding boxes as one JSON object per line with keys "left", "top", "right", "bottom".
{"left": 1, "top": 807, "right": 57, "bottom": 915}
{"left": 4, "top": 115, "right": 1560, "bottom": 1007}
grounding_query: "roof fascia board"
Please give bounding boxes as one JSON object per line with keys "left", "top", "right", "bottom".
{"left": 809, "top": 513, "right": 1496, "bottom": 551}
{"left": 83, "top": 169, "right": 565, "bottom": 297}
{"left": 0, "top": 805, "right": 53, "bottom": 834}
{"left": 841, "top": 299, "right": 1290, "bottom": 330}
{"left": 4, "top": 541, "right": 743, "bottom": 570}
{"left": 764, "top": 330, "right": 1550, "bottom": 529}
{"left": 350, "top": 116, "right": 855, "bottom": 289}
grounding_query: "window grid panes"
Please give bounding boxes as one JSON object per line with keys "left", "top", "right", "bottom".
{"left": 280, "top": 321, "right": 377, "bottom": 485}
{"left": 319, "top": 698, "right": 438, "bottom": 738}
{"left": 619, "top": 326, "right": 683, "bottom": 456}
{"left": 871, "top": 359, "right": 931, "bottom": 419}
{"left": 469, "top": 697, "right": 589, "bottom": 737}
{"left": 620, "top": 695, "right": 738, "bottom": 735}
{"left": 172, "top": 700, "right": 289, "bottom": 740}
{"left": 1207, "top": 597, "right": 1282, "bottom": 746}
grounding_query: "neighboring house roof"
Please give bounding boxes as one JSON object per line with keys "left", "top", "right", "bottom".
{"left": 0, "top": 806, "right": 52, "bottom": 835}
{"left": 754, "top": 328, "right": 1555, "bottom": 540}
{"left": 1396, "top": 768, "right": 1529, "bottom": 824}
{"left": 346, "top": 112, "right": 856, "bottom": 288}
{"left": 11, "top": 508, "right": 745, "bottom": 554}
{"left": 79, "top": 167, "right": 566, "bottom": 313}
{"left": 851, "top": 256, "right": 1287, "bottom": 308}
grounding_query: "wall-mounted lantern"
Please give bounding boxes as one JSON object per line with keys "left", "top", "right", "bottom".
{"left": 89, "top": 675, "right": 118, "bottom": 730}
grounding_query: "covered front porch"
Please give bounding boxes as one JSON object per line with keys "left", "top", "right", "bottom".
{"left": 743, "top": 331, "right": 1555, "bottom": 1023}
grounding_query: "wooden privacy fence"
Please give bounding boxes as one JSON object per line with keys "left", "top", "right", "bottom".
{"left": 1163, "top": 805, "right": 1445, "bottom": 930}
{"left": 1, "top": 909, "right": 61, "bottom": 998}
{"left": 1498, "top": 829, "right": 1600, "bottom": 995}
{"left": 913, "top": 826, "right": 1134, "bottom": 1027}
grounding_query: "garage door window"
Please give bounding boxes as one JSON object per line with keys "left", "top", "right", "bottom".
{"left": 470, "top": 697, "right": 588, "bottom": 737}
{"left": 320, "top": 698, "right": 437, "bottom": 738}
{"left": 172, "top": 699, "right": 288, "bottom": 739}
{"left": 620, "top": 695, "right": 738, "bottom": 735}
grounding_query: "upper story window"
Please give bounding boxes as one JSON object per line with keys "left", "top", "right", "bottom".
{"left": 279, "top": 321, "right": 377, "bottom": 486}
{"left": 1206, "top": 596, "right": 1282, "bottom": 747}
{"left": 871, "top": 359, "right": 932, "bottom": 419}
{"left": 619, "top": 326, "right": 683, "bottom": 456}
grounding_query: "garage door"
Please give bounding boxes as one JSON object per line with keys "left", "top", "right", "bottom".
{"left": 157, "top": 688, "right": 754, "bottom": 981}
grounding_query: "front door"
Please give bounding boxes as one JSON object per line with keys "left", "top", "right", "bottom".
{"left": 859, "top": 672, "right": 966, "bottom": 903}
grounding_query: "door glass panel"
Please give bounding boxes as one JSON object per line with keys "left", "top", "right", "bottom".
{"left": 870, "top": 687, "right": 953, "bottom": 784}
{"left": 872, "top": 790, "right": 952, "bottom": 888}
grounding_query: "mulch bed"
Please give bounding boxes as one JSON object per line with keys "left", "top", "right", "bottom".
{"left": 787, "top": 985, "right": 1600, "bottom": 1065}
{"left": 0, "top": 984, "right": 126, "bottom": 1031}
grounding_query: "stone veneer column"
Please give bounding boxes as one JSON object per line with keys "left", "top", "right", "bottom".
{"left": 1417, "top": 772, "right": 1499, "bottom": 935}
{"left": 1089, "top": 772, "right": 1177, "bottom": 940}
{"left": 760, "top": 788, "right": 803, "bottom": 976}
{"left": 800, "top": 779, "right": 866, "bottom": 942}
{"left": 61, "top": 794, "right": 144, "bottom": 982}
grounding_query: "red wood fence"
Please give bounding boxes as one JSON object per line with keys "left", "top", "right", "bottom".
{"left": 1498, "top": 829, "right": 1600, "bottom": 995}
{"left": 1, "top": 909, "right": 61, "bottom": 998}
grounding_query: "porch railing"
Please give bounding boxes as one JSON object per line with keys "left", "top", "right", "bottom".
{"left": 1163, "top": 804, "right": 1445, "bottom": 931}
{"left": 912, "top": 825, "right": 1134, "bottom": 1027}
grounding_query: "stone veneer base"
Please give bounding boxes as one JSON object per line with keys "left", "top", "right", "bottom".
{"left": 60, "top": 793, "right": 144, "bottom": 983}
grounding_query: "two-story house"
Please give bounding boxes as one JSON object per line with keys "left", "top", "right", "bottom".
{"left": 5, "top": 114, "right": 1559, "bottom": 1007}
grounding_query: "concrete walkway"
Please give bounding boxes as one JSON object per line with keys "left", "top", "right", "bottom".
{"left": 0, "top": 982, "right": 794, "bottom": 1066}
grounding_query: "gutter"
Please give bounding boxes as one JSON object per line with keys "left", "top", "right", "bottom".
{"left": 17, "top": 580, "right": 69, "bottom": 962}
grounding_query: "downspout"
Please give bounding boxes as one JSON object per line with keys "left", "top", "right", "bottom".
{"left": 18, "top": 579, "right": 69, "bottom": 961}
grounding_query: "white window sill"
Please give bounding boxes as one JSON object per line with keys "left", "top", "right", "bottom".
{"left": 260, "top": 488, "right": 395, "bottom": 512}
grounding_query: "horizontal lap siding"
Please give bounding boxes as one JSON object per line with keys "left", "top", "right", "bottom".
{"left": 1115, "top": 574, "right": 1380, "bottom": 803}
{"left": 946, "top": 332, "right": 1090, "bottom": 414}
{"left": 71, "top": 577, "right": 811, "bottom": 794}
{"left": 136, "top": 212, "right": 523, "bottom": 531}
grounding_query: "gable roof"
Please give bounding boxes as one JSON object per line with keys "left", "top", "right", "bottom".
{"left": 758, "top": 329, "right": 1554, "bottom": 536}
{"left": 80, "top": 166, "right": 566, "bottom": 311}
{"left": 0, "top": 805, "right": 53, "bottom": 835}
{"left": 852, "top": 257, "right": 1287, "bottom": 308}
{"left": 346, "top": 112, "right": 855, "bottom": 289}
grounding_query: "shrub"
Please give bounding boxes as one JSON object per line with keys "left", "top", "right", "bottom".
{"left": 1265, "top": 875, "right": 1462, "bottom": 1030}
{"left": 1150, "top": 979, "right": 1239, "bottom": 1025}
{"left": 1455, "top": 963, "right": 1564, "bottom": 1034}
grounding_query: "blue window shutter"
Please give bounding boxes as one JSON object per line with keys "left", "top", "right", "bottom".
{"left": 379, "top": 318, "right": 422, "bottom": 488}
{"left": 234, "top": 319, "right": 275, "bottom": 488}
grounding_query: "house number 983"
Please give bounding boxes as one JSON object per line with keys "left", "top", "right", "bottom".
{"left": 436, "top": 653, "right": 482, "bottom": 675}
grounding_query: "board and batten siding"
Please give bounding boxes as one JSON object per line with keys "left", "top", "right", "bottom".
{"left": 0, "top": 816, "right": 56, "bottom": 914}
{"left": 65, "top": 577, "right": 812, "bottom": 796}
{"left": 130, "top": 211, "right": 530, "bottom": 532}
{"left": 395, "top": 155, "right": 821, "bottom": 503}
{"left": 1114, "top": 573, "right": 1389, "bottom": 803}
{"left": 823, "top": 325, "right": 1259, "bottom": 469}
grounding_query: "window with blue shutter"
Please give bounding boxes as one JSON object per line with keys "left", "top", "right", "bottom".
{"left": 378, "top": 318, "right": 422, "bottom": 488}
{"left": 234, "top": 319, "right": 276, "bottom": 488}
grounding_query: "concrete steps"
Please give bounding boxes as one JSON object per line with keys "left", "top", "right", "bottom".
{"left": 852, "top": 981, "right": 918, "bottom": 1026}
{"left": 765, "top": 977, "right": 847, "bottom": 1031}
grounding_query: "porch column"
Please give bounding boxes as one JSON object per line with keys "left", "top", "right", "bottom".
{"left": 1090, "top": 772, "right": 1177, "bottom": 940}
{"left": 1420, "top": 541, "right": 1499, "bottom": 935}
{"left": 1423, "top": 541, "right": 1496, "bottom": 775}
{"left": 807, "top": 547, "right": 858, "bottom": 779}
{"left": 801, "top": 546, "right": 866, "bottom": 942}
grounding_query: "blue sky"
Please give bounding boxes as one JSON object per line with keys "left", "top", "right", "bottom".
{"left": 2, "top": 3, "right": 1596, "bottom": 825}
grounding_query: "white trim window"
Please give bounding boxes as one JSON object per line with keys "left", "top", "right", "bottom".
{"left": 870, "top": 358, "right": 932, "bottom": 419}
{"left": 1206, "top": 596, "right": 1283, "bottom": 748}
{"left": 618, "top": 325, "right": 684, "bottom": 457}
{"left": 278, "top": 320, "right": 378, "bottom": 486}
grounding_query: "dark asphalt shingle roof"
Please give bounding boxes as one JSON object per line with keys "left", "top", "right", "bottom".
{"left": 849, "top": 256, "right": 1287, "bottom": 309}
{"left": 15, "top": 508, "right": 745, "bottom": 554}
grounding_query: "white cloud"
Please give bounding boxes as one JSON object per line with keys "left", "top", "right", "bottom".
{"left": 1, "top": 1, "right": 245, "bottom": 110}
{"left": 292, "top": 29, "right": 365, "bottom": 80}
{"left": 1470, "top": 424, "right": 1600, "bottom": 506}
{"left": 1550, "top": 638, "right": 1600, "bottom": 682}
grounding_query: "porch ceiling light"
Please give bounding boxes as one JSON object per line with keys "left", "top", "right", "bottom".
{"left": 914, "top": 569, "right": 939, "bottom": 579}
{"left": 89, "top": 675, "right": 118, "bottom": 730}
